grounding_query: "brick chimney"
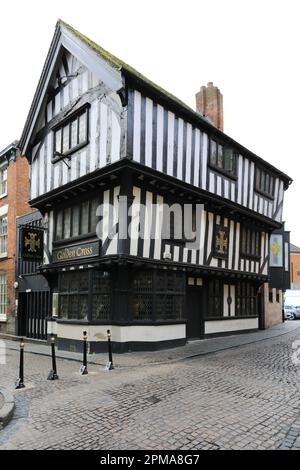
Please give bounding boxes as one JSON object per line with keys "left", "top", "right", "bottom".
{"left": 195, "top": 82, "right": 223, "bottom": 132}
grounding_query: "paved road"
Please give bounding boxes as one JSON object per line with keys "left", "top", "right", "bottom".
{"left": 0, "top": 327, "right": 300, "bottom": 450}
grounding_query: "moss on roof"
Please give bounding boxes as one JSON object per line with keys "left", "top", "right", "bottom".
{"left": 59, "top": 19, "right": 194, "bottom": 113}
{"left": 58, "top": 20, "right": 292, "bottom": 185}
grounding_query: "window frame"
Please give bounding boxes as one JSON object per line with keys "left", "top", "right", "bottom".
{"left": 0, "top": 272, "right": 7, "bottom": 317}
{"left": 254, "top": 166, "right": 275, "bottom": 200}
{"left": 52, "top": 103, "right": 90, "bottom": 163}
{"left": 236, "top": 282, "right": 258, "bottom": 317}
{"left": 0, "top": 215, "right": 8, "bottom": 257}
{"left": 0, "top": 167, "right": 7, "bottom": 198}
{"left": 53, "top": 194, "right": 100, "bottom": 245}
{"left": 240, "top": 225, "right": 261, "bottom": 260}
{"left": 208, "top": 138, "right": 237, "bottom": 179}
{"left": 58, "top": 270, "right": 112, "bottom": 322}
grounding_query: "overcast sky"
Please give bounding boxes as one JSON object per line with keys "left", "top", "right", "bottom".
{"left": 1, "top": 0, "right": 299, "bottom": 243}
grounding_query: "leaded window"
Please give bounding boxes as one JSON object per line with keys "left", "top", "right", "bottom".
{"left": 236, "top": 282, "right": 257, "bottom": 316}
{"left": 155, "top": 272, "right": 185, "bottom": 321}
{"left": 54, "top": 196, "right": 100, "bottom": 241}
{"left": 132, "top": 271, "right": 153, "bottom": 320}
{"left": 207, "top": 279, "right": 223, "bottom": 317}
{"left": 53, "top": 105, "right": 89, "bottom": 162}
{"left": 132, "top": 270, "right": 185, "bottom": 321}
{"left": 58, "top": 270, "right": 111, "bottom": 321}
{"left": 92, "top": 271, "right": 111, "bottom": 321}
{"left": 241, "top": 226, "right": 261, "bottom": 259}
{"left": 255, "top": 167, "right": 274, "bottom": 198}
{"left": 209, "top": 139, "right": 236, "bottom": 176}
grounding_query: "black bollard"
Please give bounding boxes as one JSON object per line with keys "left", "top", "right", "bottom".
{"left": 47, "top": 336, "right": 59, "bottom": 380}
{"left": 106, "top": 330, "right": 114, "bottom": 370}
{"left": 80, "top": 331, "right": 88, "bottom": 375}
{"left": 15, "top": 338, "right": 25, "bottom": 389}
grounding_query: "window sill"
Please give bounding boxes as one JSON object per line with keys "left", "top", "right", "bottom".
{"left": 0, "top": 192, "right": 7, "bottom": 200}
{"left": 204, "top": 315, "right": 258, "bottom": 321}
{"left": 254, "top": 189, "right": 274, "bottom": 201}
{"left": 208, "top": 164, "right": 238, "bottom": 181}
{"left": 0, "top": 253, "right": 7, "bottom": 260}
{"left": 240, "top": 254, "right": 261, "bottom": 261}
{"left": 0, "top": 314, "right": 7, "bottom": 322}
{"left": 51, "top": 141, "right": 89, "bottom": 164}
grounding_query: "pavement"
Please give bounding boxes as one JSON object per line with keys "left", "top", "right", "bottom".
{"left": 0, "top": 321, "right": 300, "bottom": 450}
{"left": 1, "top": 320, "right": 300, "bottom": 368}
{"left": 0, "top": 387, "right": 15, "bottom": 429}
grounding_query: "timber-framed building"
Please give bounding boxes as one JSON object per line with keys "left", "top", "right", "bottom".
{"left": 18, "top": 20, "right": 292, "bottom": 352}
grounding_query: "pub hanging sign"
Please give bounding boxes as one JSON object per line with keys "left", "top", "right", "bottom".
{"left": 21, "top": 227, "right": 44, "bottom": 261}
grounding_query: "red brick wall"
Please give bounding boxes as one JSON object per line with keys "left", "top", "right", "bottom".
{"left": 0, "top": 149, "right": 33, "bottom": 334}
{"left": 290, "top": 253, "right": 300, "bottom": 289}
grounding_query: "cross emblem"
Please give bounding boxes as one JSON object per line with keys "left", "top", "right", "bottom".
{"left": 24, "top": 232, "right": 41, "bottom": 253}
{"left": 216, "top": 229, "right": 228, "bottom": 255}
{"left": 271, "top": 241, "right": 280, "bottom": 255}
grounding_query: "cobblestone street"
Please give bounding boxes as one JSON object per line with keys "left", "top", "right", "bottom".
{"left": 1, "top": 325, "right": 300, "bottom": 450}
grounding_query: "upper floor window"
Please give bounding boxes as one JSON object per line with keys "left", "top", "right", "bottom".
{"left": 52, "top": 104, "right": 89, "bottom": 163}
{"left": 0, "top": 167, "right": 7, "bottom": 197}
{"left": 0, "top": 216, "right": 7, "bottom": 256}
{"left": 54, "top": 196, "right": 99, "bottom": 242}
{"left": 241, "top": 226, "right": 261, "bottom": 259}
{"left": 209, "top": 139, "right": 236, "bottom": 177}
{"left": 255, "top": 167, "right": 274, "bottom": 198}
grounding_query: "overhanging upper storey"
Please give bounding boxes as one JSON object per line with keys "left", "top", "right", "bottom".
{"left": 19, "top": 20, "right": 292, "bottom": 226}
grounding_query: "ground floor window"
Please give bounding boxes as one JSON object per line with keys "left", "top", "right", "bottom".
{"left": 58, "top": 270, "right": 111, "bottom": 321}
{"left": 0, "top": 272, "right": 7, "bottom": 316}
{"left": 132, "top": 270, "right": 185, "bottom": 321}
{"left": 236, "top": 282, "right": 257, "bottom": 316}
{"left": 207, "top": 279, "right": 223, "bottom": 317}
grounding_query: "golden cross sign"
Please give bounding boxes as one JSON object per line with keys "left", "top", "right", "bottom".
{"left": 216, "top": 230, "right": 228, "bottom": 255}
{"left": 271, "top": 241, "right": 281, "bottom": 255}
{"left": 24, "top": 232, "right": 41, "bottom": 253}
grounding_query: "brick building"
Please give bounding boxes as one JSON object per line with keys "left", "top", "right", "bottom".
{"left": 0, "top": 142, "right": 33, "bottom": 334}
{"left": 290, "top": 243, "right": 300, "bottom": 289}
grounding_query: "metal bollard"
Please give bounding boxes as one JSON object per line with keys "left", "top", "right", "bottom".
{"left": 47, "top": 336, "right": 59, "bottom": 380}
{"left": 15, "top": 338, "right": 25, "bottom": 389}
{"left": 106, "top": 329, "right": 114, "bottom": 370}
{"left": 80, "top": 331, "right": 88, "bottom": 375}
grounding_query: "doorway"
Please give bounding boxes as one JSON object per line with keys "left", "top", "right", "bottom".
{"left": 186, "top": 286, "right": 204, "bottom": 339}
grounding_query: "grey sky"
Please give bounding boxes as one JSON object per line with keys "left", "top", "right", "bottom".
{"left": 1, "top": 0, "right": 299, "bottom": 243}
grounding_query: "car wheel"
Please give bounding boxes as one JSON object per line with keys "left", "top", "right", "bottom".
{"left": 290, "top": 313, "right": 295, "bottom": 320}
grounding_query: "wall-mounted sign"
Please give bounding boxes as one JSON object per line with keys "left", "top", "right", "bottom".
{"left": 213, "top": 224, "right": 229, "bottom": 259}
{"left": 269, "top": 234, "right": 283, "bottom": 267}
{"left": 21, "top": 228, "right": 44, "bottom": 260}
{"left": 52, "top": 241, "right": 99, "bottom": 263}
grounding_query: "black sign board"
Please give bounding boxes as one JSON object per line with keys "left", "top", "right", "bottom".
{"left": 52, "top": 241, "right": 100, "bottom": 263}
{"left": 213, "top": 224, "right": 229, "bottom": 259}
{"left": 20, "top": 227, "right": 44, "bottom": 261}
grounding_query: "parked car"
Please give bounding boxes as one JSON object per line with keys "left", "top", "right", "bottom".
{"left": 284, "top": 306, "right": 300, "bottom": 320}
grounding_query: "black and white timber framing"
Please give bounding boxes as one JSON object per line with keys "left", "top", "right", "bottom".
{"left": 18, "top": 20, "right": 292, "bottom": 352}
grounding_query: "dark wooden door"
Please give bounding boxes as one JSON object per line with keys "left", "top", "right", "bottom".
{"left": 186, "top": 286, "right": 203, "bottom": 339}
